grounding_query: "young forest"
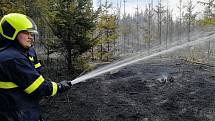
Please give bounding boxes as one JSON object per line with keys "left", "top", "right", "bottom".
{"left": 1, "top": 0, "right": 215, "bottom": 121}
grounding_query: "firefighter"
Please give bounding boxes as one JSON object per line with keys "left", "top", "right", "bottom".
{"left": 0, "top": 13, "right": 72, "bottom": 121}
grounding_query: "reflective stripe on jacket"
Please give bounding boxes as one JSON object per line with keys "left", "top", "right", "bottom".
{"left": 28, "top": 47, "right": 43, "bottom": 73}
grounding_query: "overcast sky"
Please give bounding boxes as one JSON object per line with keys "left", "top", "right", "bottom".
{"left": 93, "top": 0, "right": 206, "bottom": 20}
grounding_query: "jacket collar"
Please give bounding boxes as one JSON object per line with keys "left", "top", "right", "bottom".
{"left": 12, "top": 40, "right": 29, "bottom": 53}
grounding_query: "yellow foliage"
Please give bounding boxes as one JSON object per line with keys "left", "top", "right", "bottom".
{"left": 120, "top": 24, "right": 129, "bottom": 35}
{"left": 198, "top": 18, "right": 215, "bottom": 26}
{"left": 69, "top": 3, "right": 76, "bottom": 13}
{"left": 144, "top": 35, "right": 152, "bottom": 43}
{"left": 96, "top": 14, "right": 118, "bottom": 45}
{"left": 98, "top": 15, "right": 117, "bottom": 30}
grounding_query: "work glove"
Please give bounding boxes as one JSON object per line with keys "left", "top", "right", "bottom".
{"left": 57, "top": 80, "right": 72, "bottom": 93}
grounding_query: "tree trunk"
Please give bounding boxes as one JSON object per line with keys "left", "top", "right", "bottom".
{"left": 100, "top": 44, "right": 103, "bottom": 60}
{"left": 66, "top": 47, "right": 72, "bottom": 72}
{"left": 91, "top": 47, "right": 94, "bottom": 60}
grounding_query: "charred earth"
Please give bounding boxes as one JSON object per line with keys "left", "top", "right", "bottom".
{"left": 41, "top": 58, "right": 215, "bottom": 121}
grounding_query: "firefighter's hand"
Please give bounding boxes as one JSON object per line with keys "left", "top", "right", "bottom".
{"left": 57, "top": 81, "right": 72, "bottom": 93}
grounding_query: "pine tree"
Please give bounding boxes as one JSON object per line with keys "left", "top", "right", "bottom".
{"left": 96, "top": 0, "right": 118, "bottom": 61}
{"left": 46, "top": 0, "right": 99, "bottom": 72}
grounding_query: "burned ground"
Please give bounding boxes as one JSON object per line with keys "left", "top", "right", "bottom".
{"left": 41, "top": 58, "right": 215, "bottom": 121}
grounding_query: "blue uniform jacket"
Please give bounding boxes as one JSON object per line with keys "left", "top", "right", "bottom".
{"left": 0, "top": 44, "right": 58, "bottom": 121}
{"left": 27, "top": 47, "right": 43, "bottom": 73}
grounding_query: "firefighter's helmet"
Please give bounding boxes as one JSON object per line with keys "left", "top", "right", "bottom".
{"left": 0, "top": 13, "right": 38, "bottom": 40}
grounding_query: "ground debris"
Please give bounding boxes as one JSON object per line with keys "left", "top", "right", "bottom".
{"left": 42, "top": 59, "right": 215, "bottom": 121}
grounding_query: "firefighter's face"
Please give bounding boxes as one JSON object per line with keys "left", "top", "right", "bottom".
{"left": 17, "top": 31, "right": 33, "bottom": 49}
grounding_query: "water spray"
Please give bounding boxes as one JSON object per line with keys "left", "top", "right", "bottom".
{"left": 70, "top": 34, "right": 215, "bottom": 85}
